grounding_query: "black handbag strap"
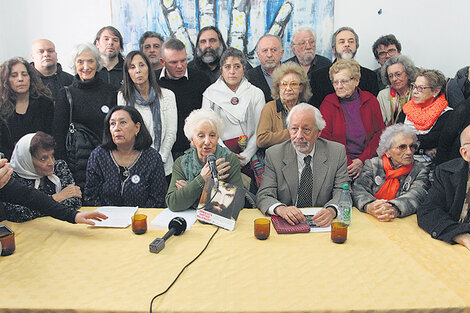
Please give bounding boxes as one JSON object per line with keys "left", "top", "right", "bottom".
{"left": 64, "top": 86, "right": 73, "bottom": 125}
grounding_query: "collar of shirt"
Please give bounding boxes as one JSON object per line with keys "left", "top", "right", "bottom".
{"left": 295, "top": 144, "right": 315, "bottom": 182}
{"left": 261, "top": 66, "right": 274, "bottom": 89}
{"left": 159, "top": 67, "right": 189, "bottom": 80}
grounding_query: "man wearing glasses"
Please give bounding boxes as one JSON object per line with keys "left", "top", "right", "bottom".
{"left": 285, "top": 26, "right": 331, "bottom": 76}
{"left": 256, "top": 103, "right": 349, "bottom": 226}
{"left": 309, "top": 26, "right": 379, "bottom": 108}
{"left": 418, "top": 125, "right": 470, "bottom": 251}
{"left": 372, "top": 34, "right": 402, "bottom": 90}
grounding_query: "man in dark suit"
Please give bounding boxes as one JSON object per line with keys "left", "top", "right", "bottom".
{"left": 256, "top": 103, "right": 349, "bottom": 226}
{"left": 246, "top": 35, "right": 284, "bottom": 103}
{"left": 417, "top": 125, "right": 470, "bottom": 250}
{"left": 309, "top": 26, "right": 379, "bottom": 107}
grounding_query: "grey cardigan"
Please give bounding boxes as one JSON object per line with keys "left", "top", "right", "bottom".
{"left": 352, "top": 157, "right": 430, "bottom": 217}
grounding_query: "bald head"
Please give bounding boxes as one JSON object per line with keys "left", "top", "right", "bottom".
{"left": 31, "top": 39, "right": 58, "bottom": 76}
{"left": 459, "top": 125, "right": 470, "bottom": 162}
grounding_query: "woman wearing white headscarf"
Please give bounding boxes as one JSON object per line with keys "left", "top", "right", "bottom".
{"left": 4, "top": 132, "right": 81, "bottom": 222}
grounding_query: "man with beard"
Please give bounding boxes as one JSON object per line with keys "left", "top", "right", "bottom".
{"left": 188, "top": 26, "right": 226, "bottom": 83}
{"left": 30, "top": 39, "right": 73, "bottom": 104}
{"left": 156, "top": 38, "right": 211, "bottom": 159}
{"left": 309, "top": 27, "right": 379, "bottom": 108}
{"left": 246, "top": 34, "right": 284, "bottom": 102}
{"left": 139, "top": 31, "right": 164, "bottom": 71}
{"left": 94, "top": 26, "right": 125, "bottom": 91}
{"left": 256, "top": 103, "right": 349, "bottom": 226}
{"left": 372, "top": 34, "right": 402, "bottom": 91}
{"left": 285, "top": 27, "right": 331, "bottom": 76}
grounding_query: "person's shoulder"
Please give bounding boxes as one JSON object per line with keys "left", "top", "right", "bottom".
{"left": 377, "top": 87, "right": 390, "bottom": 98}
{"left": 160, "top": 87, "right": 175, "bottom": 99}
{"left": 317, "top": 137, "right": 346, "bottom": 154}
{"left": 188, "top": 67, "right": 211, "bottom": 84}
{"left": 315, "top": 54, "right": 332, "bottom": 66}
{"left": 90, "top": 145, "right": 107, "bottom": 158}
{"left": 358, "top": 88, "right": 377, "bottom": 101}
{"left": 438, "top": 157, "right": 467, "bottom": 172}
{"left": 360, "top": 66, "right": 376, "bottom": 75}
{"left": 266, "top": 140, "right": 291, "bottom": 156}
{"left": 311, "top": 64, "right": 330, "bottom": 78}
{"left": 246, "top": 65, "right": 262, "bottom": 77}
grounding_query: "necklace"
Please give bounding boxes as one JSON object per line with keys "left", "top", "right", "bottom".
{"left": 113, "top": 150, "right": 140, "bottom": 171}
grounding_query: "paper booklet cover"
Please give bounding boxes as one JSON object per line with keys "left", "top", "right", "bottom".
{"left": 196, "top": 180, "right": 245, "bottom": 231}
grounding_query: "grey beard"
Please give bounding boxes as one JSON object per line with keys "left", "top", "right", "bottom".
{"left": 197, "top": 46, "right": 223, "bottom": 64}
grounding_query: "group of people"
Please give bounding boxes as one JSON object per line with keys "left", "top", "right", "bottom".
{"left": 1, "top": 24, "right": 470, "bottom": 251}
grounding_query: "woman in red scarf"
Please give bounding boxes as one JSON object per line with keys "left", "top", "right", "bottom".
{"left": 397, "top": 69, "right": 452, "bottom": 162}
{"left": 352, "top": 124, "right": 430, "bottom": 222}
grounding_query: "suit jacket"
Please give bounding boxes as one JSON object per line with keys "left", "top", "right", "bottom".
{"left": 417, "top": 158, "right": 470, "bottom": 244}
{"left": 309, "top": 62, "right": 379, "bottom": 108}
{"left": 256, "top": 138, "right": 349, "bottom": 214}
{"left": 246, "top": 65, "right": 272, "bottom": 103}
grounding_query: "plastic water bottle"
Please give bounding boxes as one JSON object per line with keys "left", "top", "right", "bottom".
{"left": 338, "top": 183, "right": 352, "bottom": 225}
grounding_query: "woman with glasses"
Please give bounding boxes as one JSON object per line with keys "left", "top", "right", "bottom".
{"left": 320, "top": 59, "right": 385, "bottom": 179}
{"left": 397, "top": 69, "right": 452, "bottom": 162}
{"left": 377, "top": 55, "right": 418, "bottom": 125}
{"left": 257, "top": 62, "right": 312, "bottom": 149}
{"left": 352, "top": 124, "right": 430, "bottom": 222}
{"left": 202, "top": 47, "right": 264, "bottom": 189}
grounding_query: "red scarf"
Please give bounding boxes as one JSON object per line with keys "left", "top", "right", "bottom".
{"left": 374, "top": 155, "right": 413, "bottom": 200}
{"left": 402, "top": 94, "right": 448, "bottom": 130}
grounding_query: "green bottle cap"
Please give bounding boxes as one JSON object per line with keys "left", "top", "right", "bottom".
{"left": 342, "top": 183, "right": 349, "bottom": 189}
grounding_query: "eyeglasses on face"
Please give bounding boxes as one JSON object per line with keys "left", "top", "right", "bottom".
{"left": 387, "top": 71, "right": 405, "bottom": 80}
{"left": 332, "top": 78, "right": 354, "bottom": 87}
{"left": 393, "top": 143, "right": 418, "bottom": 152}
{"left": 410, "top": 83, "right": 433, "bottom": 93}
{"left": 378, "top": 48, "right": 397, "bottom": 57}
{"left": 280, "top": 81, "right": 302, "bottom": 88}
{"left": 294, "top": 39, "right": 315, "bottom": 48}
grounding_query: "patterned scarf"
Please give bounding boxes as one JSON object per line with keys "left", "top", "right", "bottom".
{"left": 402, "top": 94, "right": 448, "bottom": 130}
{"left": 181, "top": 144, "right": 233, "bottom": 183}
{"left": 374, "top": 155, "right": 413, "bottom": 200}
{"left": 129, "top": 87, "right": 162, "bottom": 151}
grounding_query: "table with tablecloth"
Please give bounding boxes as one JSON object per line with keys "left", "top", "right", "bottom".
{"left": 1, "top": 208, "right": 470, "bottom": 313}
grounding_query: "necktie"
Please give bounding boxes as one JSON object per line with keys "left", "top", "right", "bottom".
{"left": 297, "top": 155, "right": 313, "bottom": 208}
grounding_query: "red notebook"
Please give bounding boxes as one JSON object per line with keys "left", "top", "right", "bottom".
{"left": 271, "top": 216, "right": 310, "bottom": 234}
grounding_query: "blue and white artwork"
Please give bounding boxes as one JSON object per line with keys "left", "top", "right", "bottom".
{"left": 111, "top": 0, "right": 334, "bottom": 65}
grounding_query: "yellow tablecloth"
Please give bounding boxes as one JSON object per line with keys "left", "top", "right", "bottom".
{"left": 1, "top": 208, "right": 470, "bottom": 313}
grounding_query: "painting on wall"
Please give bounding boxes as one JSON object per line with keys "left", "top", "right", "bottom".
{"left": 111, "top": 0, "right": 334, "bottom": 66}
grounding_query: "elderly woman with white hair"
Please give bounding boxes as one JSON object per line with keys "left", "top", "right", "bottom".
{"left": 53, "top": 42, "right": 117, "bottom": 188}
{"left": 352, "top": 124, "right": 430, "bottom": 222}
{"left": 166, "top": 108, "right": 243, "bottom": 211}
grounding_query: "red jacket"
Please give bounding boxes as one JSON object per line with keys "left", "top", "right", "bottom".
{"left": 319, "top": 89, "right": 385, "bottom": 165}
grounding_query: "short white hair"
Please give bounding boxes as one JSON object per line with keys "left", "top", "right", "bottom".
{"left": 286, "top": 103, "right": 326, "bottom": 131}
{"left": 291, "top": 26, "right": 316, "bottom": 46}
{"left": 183, "top": 108, "right": 225, "bottom": 141}
{"left": 376, "top": 124, "right": 418, "bottom": 157}
{"left": 70, "top": 42, "right": 103, "bottom": 74}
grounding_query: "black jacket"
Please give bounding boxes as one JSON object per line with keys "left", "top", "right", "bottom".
{"left": 32, "top": 63, "right": 73, "bottom": 104}
{"left": 0, "top": 178, "right": 77, "bottom": 223}
{"left": 417, "top": 158, "right": 470, "bottom": 244}
{"left": 96, "top": 55, "right": 124, "bottom": 91}
{"left": 246, "top": 65, "right": 272, "bottom": 103}
{"left": 285, "top": 54, "right": 331, "bottom": 76}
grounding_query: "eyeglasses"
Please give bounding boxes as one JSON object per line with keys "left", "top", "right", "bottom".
{"left": 280, "top": 81, "right": 302, "bottom": 88}
{"left": 378, "top": 48, "right": 397, "bottom": 58}
{"left": 411, "top": 83, "right": 433, "bottom": 93}
{"left": 294, "top": 39, "right": 315, "bottom": 48}
{"left": 289, "top": 126, "right": 313, "bottom": 135}
{"left": 332, "top": 78, "right": 354, "bottom": 87}
{"left": 387, "top": 71, "right": 405, "bottom": 80}
{"left": 393, "top": 143, "right": 418, "bottom": 152}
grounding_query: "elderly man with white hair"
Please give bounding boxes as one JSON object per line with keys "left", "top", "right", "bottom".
{"left": 256, "top": 103, "right": 349, "bottom": 226}
{"left": 285, "top": 26, "right": 331, "bottom": 76}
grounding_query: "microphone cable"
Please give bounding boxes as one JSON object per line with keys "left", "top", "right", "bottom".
{"left": 149, "top": 190, "right": 220, "bottom": 313}
{"left": 149, "top": 226, "right": 219, "bottom": 312}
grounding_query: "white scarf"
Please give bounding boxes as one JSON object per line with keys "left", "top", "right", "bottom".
{"left": 10, "top": 133, "right": 62, "bottom": 193}
{"left": 203, "top": 77, "right": 253, "bottom": 123}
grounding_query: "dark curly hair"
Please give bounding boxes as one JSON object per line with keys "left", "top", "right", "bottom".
{"left": 0, "top": 57, "right": 52, "bottom": 118}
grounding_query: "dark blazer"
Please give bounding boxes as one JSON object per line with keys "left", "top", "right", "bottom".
{"left": 246, "top": 65, "right": 272, "bottom": 103}
{"left": 256, "top": 138, "right": 349, "bottom": 214}
{"left": 309, "top": 62, "right": 379, "bottom": 108}
{"left": 417, "top": 158, "right": 470, "bottom": 244}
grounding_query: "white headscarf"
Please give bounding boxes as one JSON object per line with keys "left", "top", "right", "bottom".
{"left": 10, "top": 133, "right": 62, "bottom": 193}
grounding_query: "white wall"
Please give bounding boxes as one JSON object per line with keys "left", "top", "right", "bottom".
{"left": 0, "top": 0, "right": 468, "bottom": 77}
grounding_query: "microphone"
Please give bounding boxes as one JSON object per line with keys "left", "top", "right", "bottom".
{"left": 207, "top": 154, "right": 219, "bottom": 188}
{"left": 149, "top": 217, "right": 187, "bottom": 254}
